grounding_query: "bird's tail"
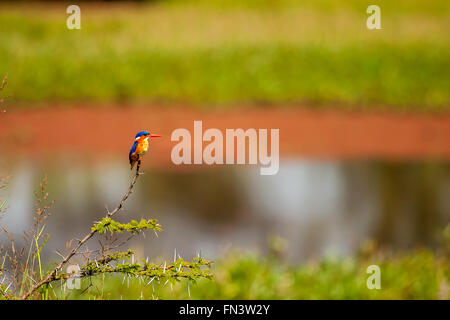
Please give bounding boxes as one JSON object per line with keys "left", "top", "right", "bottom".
{"left": 130, "top": 157, "right": 141, "bottom": 172}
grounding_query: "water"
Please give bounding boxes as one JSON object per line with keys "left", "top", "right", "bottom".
{"left": 1, "top": 157, "right": 449, "bottom": 263}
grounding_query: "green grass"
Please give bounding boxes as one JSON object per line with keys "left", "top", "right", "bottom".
{"left": 0, "top": 0, "right": 449, "bottom": 110}
{"left": 54, "top": 245, "right": 449, "bottom": 300}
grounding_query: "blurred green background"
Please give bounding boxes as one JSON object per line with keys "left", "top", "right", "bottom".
{"left": 66, "top": 245, "right": 449, "bottom": 300}
{"left": 0, "top": 0, "right": 449, "bottom": 110}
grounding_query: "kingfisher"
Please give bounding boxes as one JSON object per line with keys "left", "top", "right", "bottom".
{"left": 129, "top": 130, "right": 161, "bottom": 171}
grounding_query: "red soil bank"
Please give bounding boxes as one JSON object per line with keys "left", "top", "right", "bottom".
{"left": 1, "top": 105, "right": 450, "bottom": 167}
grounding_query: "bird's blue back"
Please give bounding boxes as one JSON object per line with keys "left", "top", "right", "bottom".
{"left": 129, "top": 140, "right": 138, "bottom": 161}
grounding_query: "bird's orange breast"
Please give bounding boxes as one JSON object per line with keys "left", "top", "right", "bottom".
{"left": 136, "top": 138, "right": 149, "bottom": 155}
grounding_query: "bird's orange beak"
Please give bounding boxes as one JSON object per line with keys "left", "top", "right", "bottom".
{"left": 150, "top": 134, "right": 162, "bottom": 138}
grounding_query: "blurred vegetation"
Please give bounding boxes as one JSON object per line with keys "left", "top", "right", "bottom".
{"left": 57, "top": 234, "right": 449, "bottom": 300}
{"left": 0, "top": 0, "right": 449, "bottom": 110}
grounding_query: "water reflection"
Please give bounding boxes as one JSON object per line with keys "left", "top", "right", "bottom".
{"left": 1, "top": 158, "right": 449, "bottom": 263}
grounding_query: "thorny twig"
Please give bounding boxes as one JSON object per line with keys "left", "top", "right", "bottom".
{"left": 21, "top": 169, "right": 142, "bottom": 300}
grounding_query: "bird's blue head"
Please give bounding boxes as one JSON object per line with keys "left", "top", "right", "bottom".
{"left": 134, "top": 130, "right": 162, "bottom": 140}
{"left": 135, "top": 131, "right": 150, "bottom": 139}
